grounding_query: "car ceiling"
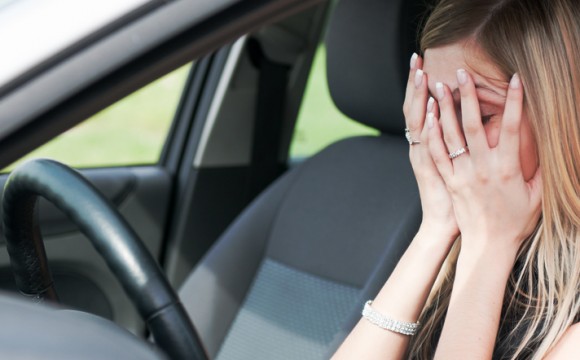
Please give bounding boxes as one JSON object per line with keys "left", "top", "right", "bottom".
{"left": 0, "top": 0, "right": 324, "bottom": 169}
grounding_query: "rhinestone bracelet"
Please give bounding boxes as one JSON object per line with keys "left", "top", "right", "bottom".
{"left": 361, "top": 300, "right": 420, "bottom": 336}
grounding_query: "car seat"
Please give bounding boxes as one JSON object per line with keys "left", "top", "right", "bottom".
{"left": 178, "top": 0, "right": 424, "bottom": 358}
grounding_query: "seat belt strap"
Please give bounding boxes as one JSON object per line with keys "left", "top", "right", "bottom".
{"left": 247, "top": 38, "right": 291, "bottom": 199}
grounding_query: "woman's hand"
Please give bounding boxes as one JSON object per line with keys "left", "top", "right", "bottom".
{"left": 427, "top": 69, "right": 542, "bottom": 261}
{"left": 404, "top": 54, "right": 459, "bottom": 241}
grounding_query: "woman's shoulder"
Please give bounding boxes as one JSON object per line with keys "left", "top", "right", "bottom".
{"left": 543, "top": 323, "right": 580, "bottom": 359}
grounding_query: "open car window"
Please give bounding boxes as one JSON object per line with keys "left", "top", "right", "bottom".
{"left": 2, "top": 63, "right": 191, "bottom": 172}
{"left": 0, "top": 0, "right": 244, "bottom": 161}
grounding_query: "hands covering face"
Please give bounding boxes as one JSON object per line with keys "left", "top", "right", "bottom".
{"left": 404, "top": 53, "right": 543, "bottom": 257}
{"left": 404, "top": 53, "right": 459, "bottom": 242}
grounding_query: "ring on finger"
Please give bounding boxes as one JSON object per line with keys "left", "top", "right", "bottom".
{"left": 449, "top": 146, "right": 468, "bottom": 160}
{"left": 405, "top": 128, "right": 421, "bottom": 145}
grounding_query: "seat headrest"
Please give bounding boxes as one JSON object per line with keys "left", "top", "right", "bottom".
{"left": 326, "top": 0, "right": 425, "bottom": 134}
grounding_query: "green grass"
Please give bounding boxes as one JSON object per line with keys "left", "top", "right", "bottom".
{"left": 5, "top": 46, "right": 377, "bottom": 172}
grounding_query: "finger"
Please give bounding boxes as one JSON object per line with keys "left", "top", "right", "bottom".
{"left": 404, "top": 53, "right": 419, "bottom": 100}
{"left": 415, "top": 99, "right": 439, "bottom": 172}
{"left": 457, "top": 69, "right": 489, "bottom": 161}
{"left": 404, "top": 55, "right": 427, "bottom": 146}
{"left": 498, "top": 73, "right": 523, "bottom": 171}
{"left": 436, "top": 81, "right": 466, "bottom": 155}
{"left": 420, "top": 97, "right": 437, "bottom": 144}
{"left": 417, "top": 99, "right": 441, "bottom": 174}
{"left": 427, "top": 112, "right": 454, "bottom": 181}
{"left": 428, "top": 96, "right": 437, "bottom": 117}
{"left": 408, "top": 70, "right": 429, "bottom": 141}
{"left": 403, "top": 53, "right": 423, "bottom": 120}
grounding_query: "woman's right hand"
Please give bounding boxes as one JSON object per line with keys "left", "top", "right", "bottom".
{"left": 403, "top": 53, "right": 459, "bottom": 242}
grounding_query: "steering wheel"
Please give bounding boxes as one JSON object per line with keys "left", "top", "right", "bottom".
{"left": 2, "top": 159, "right": 207, "bottom": 360}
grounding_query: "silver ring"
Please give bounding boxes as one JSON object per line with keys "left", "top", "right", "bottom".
{"left": 449, "top": 146, "right": 468, "bottom": 160}
{"left": 405, "top": 128, "right": 421, "bottom": 145}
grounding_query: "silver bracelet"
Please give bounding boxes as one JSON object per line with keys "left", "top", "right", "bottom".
{"left": 361, "top": 300, "right": 420, "bottom": 336}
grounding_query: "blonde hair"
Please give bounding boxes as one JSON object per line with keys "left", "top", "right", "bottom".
{"left": 408, "top": 0, "right": 580, "bottom": 358}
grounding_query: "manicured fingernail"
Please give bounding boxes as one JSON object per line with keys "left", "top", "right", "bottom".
{"left": 427, "top": 97, "right": 435, "bottom": 112}
{"left": 510, "top": 73, "right": 520, "bottom": 89}
{"left": 427, "top": 112, "right": 434, "bottom": 129}
{"left": 457, "top": 69, "right": 467, "bottom": 85}
{"left": 436, "top": 82, "right": 445, "bottom": 100}
{"left": 414, "top": 69, "right": 423, "bottom": 88}
{"left": 410, "top": 53, "right": 418, "bottom": 69}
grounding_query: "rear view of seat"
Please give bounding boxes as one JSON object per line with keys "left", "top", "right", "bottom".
{"left": 179, "top": 0, "right": 424, "bottom": 358}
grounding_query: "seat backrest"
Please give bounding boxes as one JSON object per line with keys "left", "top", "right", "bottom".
{"left": 179, "top": 0, "right": 424, "bottom": 358}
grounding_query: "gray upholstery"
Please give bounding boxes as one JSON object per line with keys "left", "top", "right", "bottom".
{"left": 0, "top": 294, "right": 165, "bottom": 359}
{"left": 326, "top": 0, "right": 419, "bottom": 134}
{"left": 180, "top": 135, "right": 421, "bottom": 358}
{"left": 179, "top": 170, "right": 301, "bottom": 357}
{"left": 266, "top": 136, "right": 420, "bottom": 287}
{"left": 216, "top": 259, "right": 359, "bottom": 359}
{"left": 180, "top": 0, "right": 423, "bottom": 358}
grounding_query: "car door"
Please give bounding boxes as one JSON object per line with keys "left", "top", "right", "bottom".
{"left": 0, "top": 0, "right": 328, "bottom": 336}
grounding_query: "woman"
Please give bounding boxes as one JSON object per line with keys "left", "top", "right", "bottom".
{"left": 333, "top": 0, "right": 580, "bottom": 359}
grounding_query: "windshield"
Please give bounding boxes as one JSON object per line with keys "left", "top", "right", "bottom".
{"left": 0, "top": 0, "right": 153, "bottom": 88}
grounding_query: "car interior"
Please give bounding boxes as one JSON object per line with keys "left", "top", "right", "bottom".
{"left": 0, "top": 0, "right": 427, "bottom": 358}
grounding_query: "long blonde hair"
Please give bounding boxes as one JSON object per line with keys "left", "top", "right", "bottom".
{"left": 408, "top": 0, "right": 580, "bottom": 358}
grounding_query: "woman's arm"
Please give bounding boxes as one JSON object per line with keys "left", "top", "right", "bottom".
{"left": 332, "top": 225, "right": 455, "bottom": 360}
{"left": 433, "top": 245, "right": 515, "bottom": 359}
{"left": 333, "top": 53, "right": 459, "bottom": 359}
{"left": 428, "top": 70, "right": 542, "bottom": 358}
{"left": 545, "top": 323, "right": 580, "bottom": 359}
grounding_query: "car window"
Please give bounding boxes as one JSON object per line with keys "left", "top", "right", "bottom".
{"left": 3, "top": 64, "right": 191, "bottom": 172}
{"left": 0, "top": 0, "right": 153, "bottom": 87}
{"left": 289, "top": 45, "right": 378, "bottom": 160}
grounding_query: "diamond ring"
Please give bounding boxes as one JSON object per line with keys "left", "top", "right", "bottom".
{"left": 405, "top": 128, "right": 421, "bottom": 145}
{"left": 449, "top": 146, "right": 468, "bottom": 160}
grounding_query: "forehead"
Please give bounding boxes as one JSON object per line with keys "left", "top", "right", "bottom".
{"left": 423, "top": 41, "right": 506, "bottom": 94}
{"left": 423, "top": 42, "right": 469, "bottom": 76}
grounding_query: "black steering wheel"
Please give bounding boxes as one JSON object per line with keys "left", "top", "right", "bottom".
{"left": 2, "top": 159, "right": 207, "bottom": 360}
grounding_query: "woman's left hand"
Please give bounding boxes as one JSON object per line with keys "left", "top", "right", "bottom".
{"left": 427, "top": 70, "right": 543, "bottom": 261}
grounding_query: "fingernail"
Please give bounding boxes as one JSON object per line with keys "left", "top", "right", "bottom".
{"left": 510, "top": 73, "right": 520, "bottom": 89}
{"left": 427, "top": 112, "right": 434, "bottom": 129}
{"left": 436, "top": 82, "right": 445, "bottom": 100}
{"left": 414, "top": 69, "right": 423, "bottom": 88}
{"left": 427, "top": 97, "right": 435, "bottom": 112}
{"left": 457, "top": 69, "right": 467, "bottom": 85}
{"left": 410, "top": 53, "right": 418, "bottom": 69}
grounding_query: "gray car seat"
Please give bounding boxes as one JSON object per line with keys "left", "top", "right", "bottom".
{"left": 179, "top": 0, "right": 423, "bottom": 358}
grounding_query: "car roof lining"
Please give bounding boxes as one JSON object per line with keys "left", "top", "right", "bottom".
{"left": 0, "top": 0, "right": 166, "bottom": 97}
